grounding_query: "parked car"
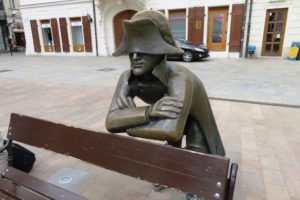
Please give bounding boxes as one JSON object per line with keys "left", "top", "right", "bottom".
{"left": 167, "top": 39, "right": 209, "bottom": 62}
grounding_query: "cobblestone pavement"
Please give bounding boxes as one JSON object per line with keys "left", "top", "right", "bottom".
{"left": 0, "top": 53, "right": 300, "bottom": 200}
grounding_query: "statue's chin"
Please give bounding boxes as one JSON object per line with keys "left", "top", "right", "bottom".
{"left": 132, "top": 68, "right": 145, "bottom": 76}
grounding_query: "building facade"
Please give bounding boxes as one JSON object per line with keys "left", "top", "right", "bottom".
{"left": 245, "top": 0, "right": 300, "bottom": 58}
{"left": 4, "top": 0, "right": 25, "bottom": 51}
{"left": 20, "top": 0, "right": 300, "bottom": 58}
{"left": 0, "top": 0, "right": 8, "bottom": 51}
{"left": 0, "top": 0, "right": 25, "bottom": 52}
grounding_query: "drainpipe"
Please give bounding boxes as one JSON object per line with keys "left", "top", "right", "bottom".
{"left": 245, "top": 0, "right": 253, "bottom": 58}
{"left": 93, "top": 0, "right": 99, "bottom": 56}
{"left": 239, "top": 0, "right": 248, "bottom": 58}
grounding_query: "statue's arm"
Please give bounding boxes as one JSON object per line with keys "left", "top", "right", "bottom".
{"left": 105, "top": 71, "right": 148, "bottom": 133}
{"left": 126, "top": 74, "right": 192, "bottom": 142}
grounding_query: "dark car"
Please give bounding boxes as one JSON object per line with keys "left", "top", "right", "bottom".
{"left": 167, "top": 39, "right": 209, "bottom": 62}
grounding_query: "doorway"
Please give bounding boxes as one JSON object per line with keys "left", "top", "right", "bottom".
{"left": 261, "top": 8, "right": 288, "bottom": 56}
{"left": 113, "top": 10, "right": 137, "bottom": 49}
{"left": 207, "top": 7, "right": 228, "bottom": 51}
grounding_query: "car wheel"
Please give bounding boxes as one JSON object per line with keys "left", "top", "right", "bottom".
{"left": 182, "top": 51, "right": 193, "bottom": 62}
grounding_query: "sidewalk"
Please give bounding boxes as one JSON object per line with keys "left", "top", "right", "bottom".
{"left": 1, "top": 53, "right": 300, "bottom": 106}
{"left": 0, "top": 53, "right": 300, "bottom": 200}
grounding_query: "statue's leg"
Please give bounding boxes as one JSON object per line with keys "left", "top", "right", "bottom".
{"left": 185, "top": 119, "right": 209, "bottom": 153}
{"left": 185, "top": 117, "right": 208, "bottom": 200}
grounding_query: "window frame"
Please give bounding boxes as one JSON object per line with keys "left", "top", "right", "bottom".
{"left": 70, "top": 17, "right": 85, "bottom": 52}
{"left": 40, "top": 19, "right": 54, "bottom": 52}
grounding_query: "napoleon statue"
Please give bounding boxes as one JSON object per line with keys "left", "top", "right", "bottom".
{"left": 105, "top": 10, "right": 225, "bottom": 200}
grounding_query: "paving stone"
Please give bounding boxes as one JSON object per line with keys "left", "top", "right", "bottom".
{"left": 0, "top": 53, "right": 300, "bottom": 199}
{"left": 262, "top": 169, "right": 286, "bottom": 186}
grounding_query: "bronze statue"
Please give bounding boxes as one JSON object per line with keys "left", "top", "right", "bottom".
{"left": 106, "top": 10, "right": 224, "bottom": 156}
{"left": 106, "top": 10, "right": 225, "bottom": 199}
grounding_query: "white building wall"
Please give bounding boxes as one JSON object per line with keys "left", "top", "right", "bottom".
{"left": 146, "top": 0, "right": 245, "bottom": 58}
{"left": 21, "top": 0, "right": 96, "bottom": 56}
{"left": 95, "top": 0, "right": 146, "bottom": 56}
{"left": 244, "top": 0, "right": 300, "bottom": 58}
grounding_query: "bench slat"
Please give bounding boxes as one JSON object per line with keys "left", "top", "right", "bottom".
{"left": 0, "top": 176, "right": 49, "bottom": 200}
{"left": 1, "top": 167, "right": 87, "bottom": 200}
{"left": 0, "top": 190, "right": 17, "bottom": 200}
{"left": 8, "top": 113, "right": 230, "bottom": 199}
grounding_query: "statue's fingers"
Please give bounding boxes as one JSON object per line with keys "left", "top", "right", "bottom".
{"left": 161, "top": 96, "right": 183, "bottom": 102}
{"left": 120, "top": 96, "right": 129, "bottom": 107}
{"left": 160, "top": 105, "right": 182, "bottom": 113}
{"left": 127, "top": 97, "right": 136, "bottom": 107}
{"left": 117, "top": 97, "right": 126, "bottom": 109}
{"left": 161, "top": 100, "right": 183, "bottom": 108}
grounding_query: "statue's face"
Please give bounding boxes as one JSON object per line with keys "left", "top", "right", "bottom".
{"left": 129, "top": 53, "right": 164, "bottom": 76}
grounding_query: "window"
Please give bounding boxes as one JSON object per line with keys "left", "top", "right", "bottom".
{"left": 169, "top": 10, "right": 186, "bottom": 40}
{"left": 41, "top": 20, "right": 54, "bottom": 52}
{"left": 70, "top": 17, "right": 84, "bottom": 52}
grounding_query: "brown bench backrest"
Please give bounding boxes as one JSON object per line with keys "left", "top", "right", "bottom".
{"left": 1, "top": 166, "right": 87, "bottom": 200}
{"left": 7, "top": 113, "right": 231, "bottom": 199}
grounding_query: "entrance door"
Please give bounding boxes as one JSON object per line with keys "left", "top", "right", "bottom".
{"left": 114, "top": 10, "right": 137, "bottom": 49}
{"left": 207, "top": 7, "right": 228, "bottom": 51}
{"left": 261, "top": 8, "right": 288, "bottom": 56}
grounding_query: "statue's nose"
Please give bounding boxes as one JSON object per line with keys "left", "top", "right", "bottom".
{"left": 133, "top": 53, "right": 141, "bottom": 60}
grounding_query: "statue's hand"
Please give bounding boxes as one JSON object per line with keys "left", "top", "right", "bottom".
{"left": 117, "top": 96, "right": 136, "bottom": 109}
{"left": 148, "top": 96, "right": 183, "bottom": 119}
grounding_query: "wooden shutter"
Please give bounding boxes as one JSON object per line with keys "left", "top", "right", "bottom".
{"left": 59, "top": 18, "right": 70, "bottom": 52}
{"left": 188, "top": 7, "right": 205, "bottom": 45}
{"left": 50, "top": 18, "right": 61, "bottom": 52}
{"left": 30, "top": 20, "right": 41, "bottom": 52}
{"left": 82, "top": 16, "right": 92, "bottom": 52}
{"left": 229, "top": 4, "right": 245, "bottom": 52}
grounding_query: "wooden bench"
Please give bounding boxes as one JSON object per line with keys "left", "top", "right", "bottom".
{"left": 1, "top": 113, "right": 238, "bottom": 200}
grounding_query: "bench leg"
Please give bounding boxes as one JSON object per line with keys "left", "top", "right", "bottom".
{"left": 7, "top": 140, "right": 13, "bottom": 167}
{"left": 226, "top": 163, "right": 238, "bottom": 200}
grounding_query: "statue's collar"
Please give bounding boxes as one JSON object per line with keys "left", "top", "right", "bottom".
{"left": 152, "top": 58, "right": 169, "bottom": 86}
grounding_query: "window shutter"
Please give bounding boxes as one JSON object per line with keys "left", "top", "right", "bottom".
{"left": 229, "top": 4, "right": 245, "bottom": 52}
{"left": 30, "top": 20, "right": 41, "bottom": 52}
{"left": 59, "top": 18, "right": 70, "bottom": 52}
{"left": 188, "top": 7, "right": 205, "bottom": 45}
{"left": 51, "top": 18, "right": 61, "bottom": 52}
{"left": 82, "top": 16, "right": 92, "bottom": 52}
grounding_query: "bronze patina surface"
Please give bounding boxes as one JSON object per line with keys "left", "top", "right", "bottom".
{"left": 105, "top": 10, "right": 225, "bottom": 156}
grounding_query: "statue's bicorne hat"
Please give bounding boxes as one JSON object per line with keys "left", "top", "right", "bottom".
{"left": 113, "top": 10, "right": 184, "bottom": 56}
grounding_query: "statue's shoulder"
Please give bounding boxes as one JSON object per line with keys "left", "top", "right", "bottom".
{"left": 120, "top": 69, "right": 131, "bottom": 76}
{"left": 119, "top": 69, "right": 131, "bottom": 80}
{"left": 167, "top": 63, "right": 195, "bottom": 80}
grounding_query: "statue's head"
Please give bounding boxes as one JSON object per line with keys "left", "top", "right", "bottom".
{"left": 113, "top": 10, "right": 183, "bottom": 76}
{"left": 113, "top": 10, "right": 183, "bottom": 57}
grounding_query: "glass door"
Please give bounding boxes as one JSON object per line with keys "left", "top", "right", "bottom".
{"left": 262, "top": 8, "right": 288, "bottom": 56}
{"left": 207, "top": 7, "right": 228, "bottom": 51}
